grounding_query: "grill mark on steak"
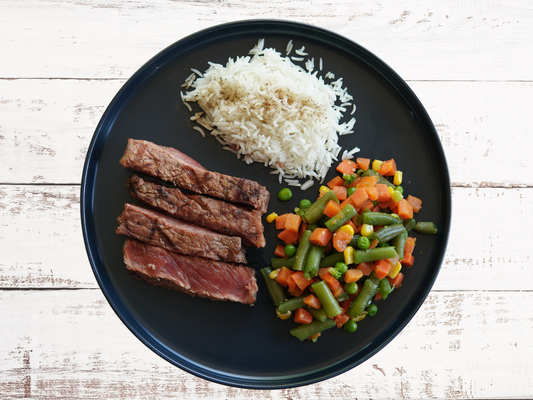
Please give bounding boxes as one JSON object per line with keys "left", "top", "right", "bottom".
{"left": 119, "top": 139, "right": 270, "bottom": 213}
{"left": 123, "top": 238, "right": 258, "bottom": 305}
{"left": 116, "top": 203, "right": 247, "bottom": 264}
{"left": 126, "top": 175, "right": 266, "bottom": 248}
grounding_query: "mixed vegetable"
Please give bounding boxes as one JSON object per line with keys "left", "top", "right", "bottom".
{"left": 261, "top": 157, "right": 438, "bottom": 341}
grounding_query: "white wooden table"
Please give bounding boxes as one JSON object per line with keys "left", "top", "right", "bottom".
{"left": 1, "top": 1, "right": 532, "bottom": 398}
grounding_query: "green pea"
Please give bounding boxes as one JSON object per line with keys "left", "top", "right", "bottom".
{"left": 335, "top": 262, "right": 348, "bottom": 275}
{"left": 344, "top": 281, "right": 358, "bottom": 295}
{"left": 299, "top": 199, "right": 312, "bottom": 209}
{"left": 347, "top": 186, "right": 356, "bottom": 197}
{"left": 367, "top": 304, "right": 378, "bottom": 317}
{"left": 395, "top": 185, "right": 403, "bottom": 194}
{"left": 343, "top": 320, "right": 358, "bottom": 333}
{"left": 278, "top": 188, "right": 293, "bottom": 201}
{"left": 357, "top": 236, "right": 370, "bottom": 250}
{"left": 284, "top": 244, "right": 296, "bottom": 257}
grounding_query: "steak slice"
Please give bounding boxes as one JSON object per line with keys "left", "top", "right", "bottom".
{"left": 119, "top": 139, "right": 270, "bottom": 213}
{"left": 123, "top": 238, "right": 257, "bottom": 305}
{"left": 126, "top": 175, "right": 266, "bottom": 248}
{"left": 116, "top": 203, "right": 247, "bottom": 264}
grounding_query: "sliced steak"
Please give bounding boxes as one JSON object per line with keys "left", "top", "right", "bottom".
{"left": 123, "top": 238, "right": 257, "bottom": 305}
{"left": 126, "top": 175, "right": 266, "bottom": 248}
{"left": 116, "top": 203, "right": 247, "bottom": 264}
{"left": 119, "top": 139, "right": 270, "bottom": 213}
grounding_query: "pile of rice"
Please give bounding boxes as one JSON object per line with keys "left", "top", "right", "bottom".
{"left": 181, "top": 39, "right": 358, "bottom": 190}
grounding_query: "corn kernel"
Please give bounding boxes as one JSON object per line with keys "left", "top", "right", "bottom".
{"left": 269, "top": 269, "right": 279, "bottom": 280}
{"left": 336, "top": 224, "right": 355, "bottom": 236}
{"left": 319, "top": 185, "right": 331, "bottom": 195}
{"left": 266, "top": 212, "right": 278, "bottom": 223}
{"left": 388, "top": 262, "right": 402, "bottom": 279}
{"left": 372, "top": 159, "right": 383, "bottom": 172}
{"left": 344, "top": 246, "right": 355, "bottom": 265}
{"left": 361, "top": 223, "right": 374, "bottom": 237}
{"left": 276, "top": 309, "right": 292, "bottom": 320}
{"left": 387, "top": 186, "right": 395, "bottom": 196}
{"left": 393, "top": 170, "right": 403, "bottom": 186}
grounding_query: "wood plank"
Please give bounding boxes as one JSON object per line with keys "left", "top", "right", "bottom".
{"left": 0, "top": 184, "right": 531, "bottom": 291}
{"left": 1, "top": 79, "right": 532, "bottom": 186}
{"left": 0, "top": 0, "right": 531, "bottom": 80}
{"left": 0, "top": 289, "right": 531, "bottom": 399}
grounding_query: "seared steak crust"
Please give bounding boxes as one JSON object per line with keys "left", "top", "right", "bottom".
{"left": 119, "top": 139, "right": 270, "bottom": 213}
{"left": 116, "top": 203, "right": 246, "bottom": 264}
{"left": 123, "top": 238, "right": 258, "bottom": 304}
{"left": 126, "top": 175, "right": 266, "bottom": 248}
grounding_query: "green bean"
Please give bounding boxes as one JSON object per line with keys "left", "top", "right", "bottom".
{"left": 347, "top": 274, "right": 380, "bottom": 318}
{"left": 306, "top": 306, "right": 328, "bottom": 322}
{"left": 325, "top": 204, "right": 357, "bottom": 232}
{"left": 319, "top": 251, "right": 345, "bottom": 268}
{"left": 378, "top": 277, "right": 393, "bottom": 300}
{"left": 414, "top": 221, "right": 438, "bottom": 235}
{"left": 358, "top": 212, "right": 402, "bottom": 226}
{"left": 392, "top": 229, "right": 408, "bottom": 260}
{"left": 277, "top": 296, "right": 306, "bottom": 314}
{"left": 353, "top": 246, "right": 397, "bottom": 264}
{"left": 303, "top": 190, "right": 338, "bottom": 224}
{"left": 403, "top": 218, "right": 416, "bottom": 232}
{"left": 349, "top": 234, "right": 362, "bottom": 248}
{"left": 270, "top": 255, "right": 295, "bottom": 270}
{"left": 355, "top": 208, "right": 372, "bottom": 224}
{"left": 311, "top": 280, "right": 343, "bottom": 318}
{"left": 303, "top": 245, "right": 325, "bottom": 279}
{"left": 292, "top": 230, "right": 313, "bottom": 271}
{"left": 368, "top": 223, "right": 406, "bottom": 243}
{"left": 260, "top": 267, "right": 286, "bottom": 307}
{"left": 289, "top": 318, "right": 336, "bottom": 341}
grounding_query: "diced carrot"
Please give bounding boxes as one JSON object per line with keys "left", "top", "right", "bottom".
{"left": 404, "top": 237, "right": 417, "bottom": 255}
{"left": 318, "top": 268, "right": 330, "bottom": 280}
{"left": 294, "top": 308, "right": 313, "bottom": 324}
{"left": 397, "top": 199, "right": 414, "bottom": 220}
{"left": 340, "top": 298, "right": 351, "bottom": 313}
{"left": 274, "top": 244, "right": 287, "bottom": 258}
{"left": 288, "top": 279, "right": 304, "bottom": 297}
{"left": 287, "top": 273, "right": 297, "bottom": 293}
{"left": 336, "top": 159, "right": 358, "bottom": 175}
{"left": 360, "top": 199, "right": 374, "bottom": 212}
{"left": 369, "top": 239, "right": 379, "bottom": 249}
{"left": 379, "top": 159, "right": 397, "bottom": 177}
{"left": 298, "top": 222, "right": 308, "bottom": 242}
{"left": 307, "top": 332, "right": 321, "bottom": 341}
{"left": 376, "top": 183, "right": 392, "bottom": 202}
{"left": 401, "top": 253, "right": 415, "bottom": 267}
{"left": 388, "top": 272, "right": 404, "bottom": 288}
{"left": 358, "top": 175, "right": 378, "bottom": 188}
{"left": 292, "top": 271, "right": 314, "bottom": 291}
{"left": 284, "top": 213, "right": 302, "bottom": 233}
{"left": 350, "top": 187, "right": 369, "bottom": 209}
{"left": 324, "top": 200, "right": 342, "bottom": 218}
{"left": 332, "top": 185, "right": 347, "bottom": 201}
{"left": 277, "top": 228, "right": 299, "bottom": 245}
{"left": 309, "top": 227, "right": 333, "bottom": 247}
{"left": 374, "top": 259, "right": 392, "bottom": 280}
{"left": 332, "top": 284, "right": 345, "bottom": 299}
{"left": 346, "top": 176, "right": 362, "bottom": 188}
{"left": 356, "top": 262, "right": 374, "bottom": 276}
{"left": 303, "top": 294, "right": 321, "bottom": 310}
{"left": 321, "top": 271, "right": 340, "bottom": 291}
{"left": 356, "top": 157, "right": 370, "bottom": 171}
{"left": 340, "top": 196, "right": 356, "bottom": 210}
{"left": 327, "top": 175, "right": 345, "bottom": 189}
{"left": 334, "top": 313, "right": 350, "bottom": 328}
{"left": 332, "top": 230, "right": 353, "bottom": 252}
{"left": 344, "top": 268, "right": 363, "bottom": 283}
{"left": 407, "top": 195, "right": 422, "bottom": 213}
{"left": 275, "top": 213, "right": 288, "bottom": 230}
{"left": 364, "top": 186, "right": 379, "bottom": 201}
{"left": 275, "top": 267, "right": 292, "bottom": 287}
{"left": 324, "top": 238, "right": 333, "bottom": 254}
{"left": 374, "top": 292, "right": 383, "bottom": 301}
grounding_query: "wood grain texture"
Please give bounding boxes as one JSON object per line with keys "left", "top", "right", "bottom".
{"left": 1, "top": 289, "right": 532, "bottom": 399}
{"left": 0, "top": 0, "right": 531, "bottom": 80}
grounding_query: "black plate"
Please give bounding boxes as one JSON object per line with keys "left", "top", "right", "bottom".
{"left": 81, "top": 20, "right": 451, "bottom": 389}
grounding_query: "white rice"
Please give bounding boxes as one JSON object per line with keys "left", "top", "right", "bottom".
{"left": 182, "top": 39, "right": 357, "bottom": 187}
